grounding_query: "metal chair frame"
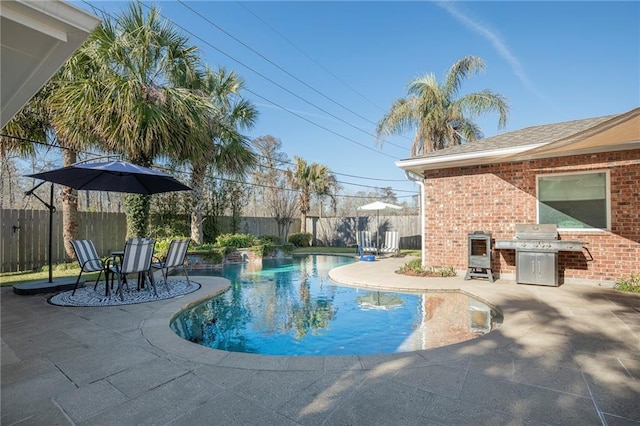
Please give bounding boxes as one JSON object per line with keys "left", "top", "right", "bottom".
{"left": 70, "top": 240, "right": 106, "bottom": 296}
{"left": 152, "top": 238, "right": 190, "bottom": 292}
{"left": 107, "top": 238, "right": 156, "bottom": 301}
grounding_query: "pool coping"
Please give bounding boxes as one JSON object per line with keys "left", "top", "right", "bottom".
{"left": 4, "top": 255, "right": 639, "bottom": 424}
{"left": 142, "top": 256, "right": 528, "bottom": 371}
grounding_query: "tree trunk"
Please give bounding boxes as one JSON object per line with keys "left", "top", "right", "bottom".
{"left": 299, "top": 193, "right": 309, "bottom": 233}
{"left": 124, "top": 194, "right": 150, "bottom": 238}
{"left": 124, "top": 156, "right": 152, "bottom": 238}
{"left": 61, "top": 148, "right": 78, "bottom": 259}
{"left": 190, "top": 162, "right": 206, "bottom": 244}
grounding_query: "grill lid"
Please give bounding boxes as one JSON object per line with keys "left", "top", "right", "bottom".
{"left": 515, "top": 224, "right": 557, "bottom": 240}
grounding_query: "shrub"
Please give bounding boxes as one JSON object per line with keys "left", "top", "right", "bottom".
{"left": 214, "top": 233, "right": 258, "bottom": 249}
{"left": 202, "top": 249, "right": 224, "bottom": 264}
{"left": 399, "top": 258, "right": 423, "bottom": 272}
{"left": 288, "top": 232, "right": 313, "bottom": 247}
{"left": 187, "top": 243, "right": 224, "bottom": 264}
{"left": 280, "top": 243, "right": 295, "bottom": 254}
{"left": 153, "top": 236, "right": 190, "bottom": 260}
{"left": 396, "top": 259, "right": 456, "bottom": 277}
{"left": 614, "top": 273, "right": 640, "bottom": 293}
{"left": 259, "top": 235, "right": 283, "bottom": 244}
{"left": 191, "top": 243, "right": 216, "bottom": 252}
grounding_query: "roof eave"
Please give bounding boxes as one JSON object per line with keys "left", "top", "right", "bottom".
{"left": 1, "top": 0, "right": 101, "bottom": 127}
{"left": 396, "top": 108, "right": 640, "bottom": 176}
{"left": 395, "top": 144, "right": 547, "bottom": 175}
{"left": 395, "top": 141, "right": 640, "bottom": 176}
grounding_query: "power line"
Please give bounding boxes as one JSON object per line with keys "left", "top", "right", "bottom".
{"left": 235, "top": 1, "right": 389, "bottom": 115}
{"left": 244, "top": 88, "right": 397, "bottom": 159}
{"left": 253, "top": 151, "right": 408, "bottom": 182}
{"left": 175, "top": 171, "right": 417, "bottom": 200}
{"left": 122, "top": 0, "right": 405, "bottom": 160}
{"left": 178, "top": 1, "right": 372, "bottom": 126}
{"left": 248, "top": 155, "right": 416, "bottom": 193}
{"left": 81, "top": 0, "right": 403, "bottom": 160}
{"left": 176, "top": 0, "right": 410, "bottom": 151}
{"left": 3, "top": 134, "right": 417, "bottom": 198}
{"left": 75, "top": 0, "right": 421, "bottom": 177}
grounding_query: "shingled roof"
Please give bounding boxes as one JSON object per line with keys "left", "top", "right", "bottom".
{"left": 396, "top": 108, "right": 640, "bottom": 174}
{"left": 410, "top": 114, "right": 618, "bottom": 160}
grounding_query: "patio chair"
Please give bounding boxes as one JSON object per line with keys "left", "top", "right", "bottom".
{"left": 357, "top": 231, "right": 377, "bottom": 254}
{"left": 379, "top": 231, "right": 400, "bottom": 256}
{"left": 70, "top": 240, "right": 106, "bottom": 296}
{"left": 152, "top": 238, "right": 191, "bottom": 292}
{"left": 107, "top": 238, "right": 156, "bottom": 301}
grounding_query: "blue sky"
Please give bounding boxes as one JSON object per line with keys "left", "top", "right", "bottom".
{"left": 75, "top": 1, "right": 639, "bottom": 200}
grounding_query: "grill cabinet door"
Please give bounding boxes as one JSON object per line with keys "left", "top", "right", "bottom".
{"left": 516, "top": 251, "right": 558, "bottom": 286}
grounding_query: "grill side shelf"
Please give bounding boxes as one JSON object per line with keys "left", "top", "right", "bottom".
{"left": 494, "top": 239, "right": 583, "bottom": 252}
{"left": 494, "top": 239, "right": 518, "bottom": 250}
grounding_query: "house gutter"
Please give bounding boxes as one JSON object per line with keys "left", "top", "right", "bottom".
{"left": 404, "top": 171, "right": 426, "bottom": 268}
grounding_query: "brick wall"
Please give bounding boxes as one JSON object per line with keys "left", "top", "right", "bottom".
{"left": 422, "top": 149, "right": 640, "bottom": 284}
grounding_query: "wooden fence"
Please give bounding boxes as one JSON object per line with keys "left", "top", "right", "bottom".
{"left": 1, "top": 209, "right": 128, "bottom": 273}
{"left": 0, "top": 209, "right": 421, "bottom": 273}
{"left": 0, "top": 210, "right": 300, "bottom": 273}
{"left": 306, "top": 215, "right": 422, "bottom": 249}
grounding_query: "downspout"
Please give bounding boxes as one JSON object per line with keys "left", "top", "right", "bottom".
{"left": 404, "top": 171, "right": 426, "bottom": 268}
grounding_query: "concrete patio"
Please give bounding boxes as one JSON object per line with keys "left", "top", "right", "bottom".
{"left": 2, "top": 256, "right": 639, "bottom": 425}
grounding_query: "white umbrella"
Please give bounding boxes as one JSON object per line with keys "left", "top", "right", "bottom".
{"left": 357, "top": 201, "right": 403, "bottom": 249}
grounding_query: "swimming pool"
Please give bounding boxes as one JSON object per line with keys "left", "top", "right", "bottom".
{"left": 170, "top": 255, "right": 502, "bottom": 356}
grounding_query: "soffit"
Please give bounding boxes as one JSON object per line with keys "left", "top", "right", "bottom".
{"left": 1, "top": 0, "right": 100, "bottom": 128}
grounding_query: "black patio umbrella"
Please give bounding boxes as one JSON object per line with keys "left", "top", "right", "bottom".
{"left": 16, "top": 160, "right": 191, "bottom": 294}
{"left": 26, "top": 160, "right": 191, "bottom": 195}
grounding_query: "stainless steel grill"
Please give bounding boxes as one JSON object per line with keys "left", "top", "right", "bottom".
{"left": 495, "top": 224, "right": 583, "bottom": 286}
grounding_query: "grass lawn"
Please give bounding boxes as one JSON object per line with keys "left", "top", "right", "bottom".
{"left": 0, "top": 268, "right": 102, "bottom": 286}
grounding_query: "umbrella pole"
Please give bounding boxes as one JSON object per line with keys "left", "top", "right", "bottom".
{"left": 377, "top": 211, "right": 380, "bottom": 251}
{"left": 24, "top": 181, "right": 55, "bottom": 283}
{"left": 47, "top": 184, "right": 53, "bottom": 283}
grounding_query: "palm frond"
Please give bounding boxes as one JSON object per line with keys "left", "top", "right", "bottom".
{"left": 376, "top": 55, "right": 508, "bottom": 157}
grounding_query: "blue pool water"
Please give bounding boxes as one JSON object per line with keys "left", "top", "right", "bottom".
{"left": 170, "top": 255, "right": 501, "bottom": 356}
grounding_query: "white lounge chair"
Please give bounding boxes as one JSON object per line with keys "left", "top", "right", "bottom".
{"left": 357, "top": 231, "right": 377, "bottom": 254}
{"left": 379, "top": 231, "right": 400, "bottom": 256}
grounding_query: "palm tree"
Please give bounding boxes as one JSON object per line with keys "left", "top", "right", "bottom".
{"left": 50, "top": 2, "right": 213, "bottom": 237}
{"left": 287, "top": 156, "right": 337, "bottom": 234}
{"left": 376, "top": 56, "right": 509, "bottom": 156}
{"left": 188, "top": 67, "right": 257, "bottom": 244}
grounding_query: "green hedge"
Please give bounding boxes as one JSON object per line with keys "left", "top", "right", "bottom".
{"left": 288, "top": 232, "right": 313, "bottom": 247}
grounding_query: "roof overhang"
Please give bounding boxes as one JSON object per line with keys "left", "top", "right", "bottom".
{"left": 1, "top": 0, "right": 100, "bottom": 128}
{"left": 396, "top": 108, "right": 640, "bottom": 176}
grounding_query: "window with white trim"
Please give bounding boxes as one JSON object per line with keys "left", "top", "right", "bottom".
{"left": 537, "top": 171, "right": 609, "bottom": 229}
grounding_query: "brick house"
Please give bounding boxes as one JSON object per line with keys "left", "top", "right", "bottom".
{"left": 396, "top": 107, "right": 640, "bottom": 286}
